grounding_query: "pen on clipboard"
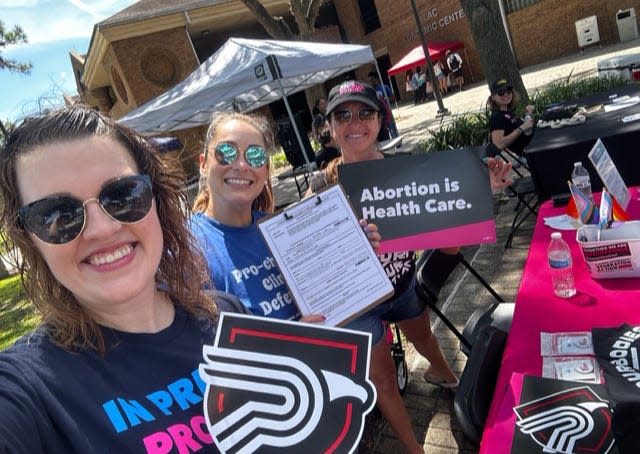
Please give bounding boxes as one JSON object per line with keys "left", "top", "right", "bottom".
{"left": 283, "top": 195, "right": 322, "bottom": 220}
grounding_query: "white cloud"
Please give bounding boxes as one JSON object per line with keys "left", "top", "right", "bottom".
{"left": 65, "top": 0, "right": 99, "bottom": 18}
{"left": 0, "top": 0, "right": 40, "bottom": 7}
{"left": 1, "top": 0, "right": 138, "bottom": 45}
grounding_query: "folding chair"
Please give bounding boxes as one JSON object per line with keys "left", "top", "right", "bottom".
{"left": 485, "top": 142, "right": 539, "bottom": 248}
{"left": 414, "top": 249, "right": 505, "bottom": 351}
{"left": 454, "top": 325, "right": 508, "bottom": 444}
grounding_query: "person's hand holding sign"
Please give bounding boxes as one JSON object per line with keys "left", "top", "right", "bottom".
{"left": 486, "top": 157, "right": 513, "bottom": 191}
{"left": 360, "top": 219, "right": 381, "bottom": 252}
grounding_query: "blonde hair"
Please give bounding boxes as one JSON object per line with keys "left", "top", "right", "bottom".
{"left": 192, "top": 112, "right": 275, "bottom": 214}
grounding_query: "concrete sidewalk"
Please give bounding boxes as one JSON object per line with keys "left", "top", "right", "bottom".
{"left": 270, "top": 39, "right": 640, "bottom": 453}
{"left": 394, "top": 39, "right": 640, "bottom": 152}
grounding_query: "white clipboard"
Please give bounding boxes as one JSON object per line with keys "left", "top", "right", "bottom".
{"left": 257, "top": 184, "right": 394, "bottom": 327}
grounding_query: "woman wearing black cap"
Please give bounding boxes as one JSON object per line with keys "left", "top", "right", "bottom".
{"left": 487, "top": 78, "right": 535, "bottom": 156}
{"left": 310, "top": 80, "right": 459, "bottom": 454}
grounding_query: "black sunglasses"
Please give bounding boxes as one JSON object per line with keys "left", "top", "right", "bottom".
{"left": 496, "top": 88, "right": 513, "bottom": 96}
{"left": 18, "top": 174, "right": 154, "bottom": 245}
{"left": 332, "top": 108, "right": 379, "bottom": 125}
{"left": 213, "top": 142, "right": 268, "bottom": 168}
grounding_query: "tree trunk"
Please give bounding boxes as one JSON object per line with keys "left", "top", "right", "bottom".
{"left": 459, "top": 0, "right": 529, "bottom": 101}
{"left": 240, "top": 0, "right": 295, "bottom": 39}
{"left": 240, "top": 0, "right": 327, "bottom": 118}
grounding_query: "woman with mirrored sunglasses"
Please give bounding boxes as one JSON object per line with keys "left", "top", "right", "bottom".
{"left": 487, "top": 78, "right": 535, "bottom": 156}
{"left": 191, "top": 112, "right": 342, "bottom": 323}
{"left": 309, "top": 80, "right": 459, "bottom": 454}
{"left": 0, "top": 106, "right": 243, "bottom": 453}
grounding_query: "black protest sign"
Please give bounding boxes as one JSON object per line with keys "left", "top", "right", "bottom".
{"left": 199, "top": 313, "right": 376, "bottom": 453}
{"left": 338, "top": 149, "right": 495, "bottom": 253}
{"left": 511, "top": 375, "right": 617, "bottom": 454}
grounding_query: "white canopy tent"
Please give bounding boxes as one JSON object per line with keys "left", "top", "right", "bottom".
{"left": 119, "top": 38, "right": 377, "bottom": 166}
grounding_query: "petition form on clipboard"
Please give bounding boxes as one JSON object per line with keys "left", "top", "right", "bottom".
{"left": 257, "top": 184, "right": 394, "bottom": 327}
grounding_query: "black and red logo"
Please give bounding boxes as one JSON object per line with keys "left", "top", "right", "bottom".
{"left": 199, "top": 313, "right": 376, "bottom": 453}
{"left": 514, "top": 384, "right": 615, "bottom": 454}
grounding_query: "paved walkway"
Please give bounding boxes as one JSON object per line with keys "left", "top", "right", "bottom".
{"left": 271, "top": 39, "right": 640, "bottom": 453}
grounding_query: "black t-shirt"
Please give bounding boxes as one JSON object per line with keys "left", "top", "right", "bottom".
{"left": 489, "top": 109, "right": 532, "bottom": 155}
{"left": 0, "top": 296, "right": 245, "bottom": 453}
{"left": 315, "top": 146, "right": 341, "bottom": 170}
{"left": 593, "top": 324, "right": 640, "bottom": 453}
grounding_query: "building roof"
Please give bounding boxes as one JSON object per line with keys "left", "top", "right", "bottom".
{"left": 98, "top": 0, "right": 228, "bottom": 27}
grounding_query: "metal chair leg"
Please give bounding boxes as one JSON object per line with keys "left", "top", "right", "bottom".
{"left": 505, "top": 197, "right": 539, "bottom": 248}
{"left": 415, "top": 286, "right": 472, "bottom": 351}
{"left": 459, "top": 258, "right": 505, "bottom": 302}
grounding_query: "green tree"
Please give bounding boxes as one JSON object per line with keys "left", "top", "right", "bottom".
{"left": 1, "top": 20, "right": 31, "bottom": 144}
{"left": 0, "top": 118, "right": 10, "bottom": 144}
{"left": 0, "top": 19, "right": 31, "bottom": 277}
{"left": 459, "top": 0, "right": 528, "bottom": 100}
{"left": 1, "top": 20, "right": 32, "bottom": 74}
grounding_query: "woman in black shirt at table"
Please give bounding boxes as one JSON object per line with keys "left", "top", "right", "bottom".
{"left": 487, "top": 78, "right": 535, "bottom": 156}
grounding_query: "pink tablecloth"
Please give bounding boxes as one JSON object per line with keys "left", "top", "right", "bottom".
{"left": 480, "top": 190, "right": 640, "bottom": 453}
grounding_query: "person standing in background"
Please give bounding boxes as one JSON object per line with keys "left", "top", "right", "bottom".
{"left": 408, "top": 70, "right": 420, "bottom": 105}
{"left": 434, "top": 59, "right": 449, "bottom": 95}
{"left": 446, "top": 49, "right": 464, "bottom": 91}
{"left": 411, "top": 68, "right": 424, "bottom": 104}
{"left": 368, "top": 72, "right": 398, "bottom": 139}
{"left": 310, "top": 97, "right": 327, "bottom": 143}
{"left": 405, "top": 70, "right": 414, "bottom": 100}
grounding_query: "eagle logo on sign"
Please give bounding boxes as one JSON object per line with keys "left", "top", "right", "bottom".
{"left": 514, "top": 385, "right": 615, "bottom": 454}
{"left": 199, "top": 313, "right": 376, "bottom": 453}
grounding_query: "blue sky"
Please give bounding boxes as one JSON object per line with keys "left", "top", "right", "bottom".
{"left": 1, "top": 0, "right": 138, "bottom": 123}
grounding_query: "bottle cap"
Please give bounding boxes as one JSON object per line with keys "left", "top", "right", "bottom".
{"left": 574, "top": 161, "right": 582, "bottom": 167}
{"left": 551, "top": 232, "right": 562, "bottom": 239}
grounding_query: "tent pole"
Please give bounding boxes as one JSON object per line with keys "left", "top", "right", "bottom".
{"left": 277, "top": 79, "right": 312, "bottom": 169}
{"left": 386, "top": 75, "right": 399, "bottom": 110}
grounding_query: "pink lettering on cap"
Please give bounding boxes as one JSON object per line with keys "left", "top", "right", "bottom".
{"left": 338, "top": 81, "right": 365, "bottom": 95}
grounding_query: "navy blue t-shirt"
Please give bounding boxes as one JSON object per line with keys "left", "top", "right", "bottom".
{"left": 0, "top": 301, "right": 243, "bottom": 453}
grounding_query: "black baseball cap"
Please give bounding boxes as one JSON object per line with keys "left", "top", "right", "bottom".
{"left": 326, "top": 81, "right": 381, "bottom": 116}
{"left": 490, "top": 79, "right": 513, "bottom": 94}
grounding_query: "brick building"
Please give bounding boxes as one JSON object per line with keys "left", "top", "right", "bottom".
{"left": 72, "top": 0, "right": 639, "bottom": 173}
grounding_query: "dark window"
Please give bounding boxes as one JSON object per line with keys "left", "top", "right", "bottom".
{"left": 505, "top": 0, "right": 542, "bottom": 14}
{"left": 358, "top": 0, "right": 381, "bottom": 34}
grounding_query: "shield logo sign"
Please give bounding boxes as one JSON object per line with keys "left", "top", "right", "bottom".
{"left": 512, "top": 376, "right": 616, "bottom": 454}
{"left": 199, "top": 313, "right": 376, "bottom": 453}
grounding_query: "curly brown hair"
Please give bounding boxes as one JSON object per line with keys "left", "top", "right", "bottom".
{"left": 0, "top": 107, "right": 217, "bottom": 353}
{"left": 192, "top": 112, "right": 275, "bottom": 214}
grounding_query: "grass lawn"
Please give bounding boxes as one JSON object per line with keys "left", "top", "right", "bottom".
{"left": 0, "top": 275, "right": 39, "bottom": 351}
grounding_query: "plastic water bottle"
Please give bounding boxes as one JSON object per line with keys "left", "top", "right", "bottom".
{"left": 523, "top": 112, "right": 534, "bottom": 136}
{"left": 571, "top": 161, "right": 594, "bottom": 203}
{"left": 548, "top": 232, "right": 577, "bottom": 298}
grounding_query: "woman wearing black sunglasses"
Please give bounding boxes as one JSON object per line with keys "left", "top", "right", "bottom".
{"left": 487, "top": 78, "right": 535, "bottom": 156}
{"left": 0, "top": 107, "right": 237, "bottom": 452}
